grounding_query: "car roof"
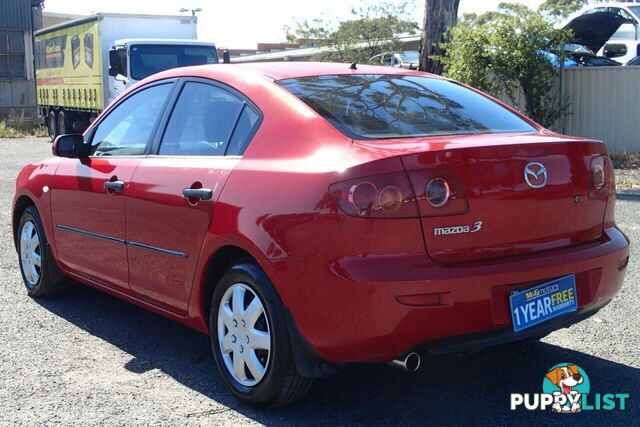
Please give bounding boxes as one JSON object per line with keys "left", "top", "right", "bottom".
{"left": 165, "top": 61, "right": 433, "bottom": 81}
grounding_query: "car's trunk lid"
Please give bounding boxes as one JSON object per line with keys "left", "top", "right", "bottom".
{"left": 362, "top": 133, "right": 609, "bottom": 265}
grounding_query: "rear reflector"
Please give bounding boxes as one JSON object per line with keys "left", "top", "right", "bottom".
{"left": 396, "top": 292, "right": 447, "bottom": 307}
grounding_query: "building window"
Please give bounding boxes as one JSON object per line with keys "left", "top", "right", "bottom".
{"left": 0, "top": 31, "right": 26, "bottom": 79}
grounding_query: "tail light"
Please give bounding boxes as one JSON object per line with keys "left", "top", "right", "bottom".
{"left": 406, "top": 169, "right": 469, "bottom": 217}
{"left": 330, "top": 169, "right": 468, "bottom": 218}
{"left": 329, "top": 172, "right": 418, "bottom": 218}
{"left": 589, "top": 155, "right": 614, "bottom": 198}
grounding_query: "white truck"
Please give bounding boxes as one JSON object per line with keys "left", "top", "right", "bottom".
{"left": 34, "top": 13, "right": 218, "bottom": 137}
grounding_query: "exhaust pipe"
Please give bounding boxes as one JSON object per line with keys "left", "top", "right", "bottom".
{"left": 387, "top": 352, "right": 421, "bottom": 373}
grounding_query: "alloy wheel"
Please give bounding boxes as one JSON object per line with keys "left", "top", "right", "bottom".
{"left": 217, "top": 283, "right": 271, "bottom": 386}
{"left": 20, "top": 221, "right": 41, "bottom": 288}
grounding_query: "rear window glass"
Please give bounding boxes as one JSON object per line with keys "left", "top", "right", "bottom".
{"left": 278, "top": 74, "right": 536, "bottom": 139}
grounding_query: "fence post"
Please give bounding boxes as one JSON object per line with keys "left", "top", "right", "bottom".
{"left": 558, "top": 44, "right": 565, "bottom": 134}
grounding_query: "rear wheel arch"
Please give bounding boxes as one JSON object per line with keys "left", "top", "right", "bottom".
{"left": 200, "top": 245, "right": 258, "bottom": 324}
{"left": 198, "top": 244, "right": 344, "bottom": 380}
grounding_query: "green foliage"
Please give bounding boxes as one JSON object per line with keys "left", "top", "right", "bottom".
{"left": 284, "top": 1, "right": 418, "bottom": 64}
{"left": 0, "top": 110, "right": 48, "bottom": 138}
{"left": 441, "top": 3, "right": 572, "bottom": 127}
{"left": 610, "top": 152, "right": 640, "bottom": 169}
{"left": 0, "top": 121, "right": 47, "bottom": 138}
{"left": 538, "top": 0, "right": 588, "bottom": 20}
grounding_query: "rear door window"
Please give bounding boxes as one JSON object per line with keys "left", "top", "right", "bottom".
{"left": 159, "top": 81, "right": 260, "bottom": 156}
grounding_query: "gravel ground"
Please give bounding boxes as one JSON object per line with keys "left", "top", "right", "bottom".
{"left": 1, "top": 137, "right": 638, "bottom": 426}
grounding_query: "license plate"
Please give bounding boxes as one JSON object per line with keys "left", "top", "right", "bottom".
{"left": 510, "top": 275, "right": 578, "bottom": 333}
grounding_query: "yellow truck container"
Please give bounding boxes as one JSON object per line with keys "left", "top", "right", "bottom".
{"left": 34, "top": 13, "right": 217, "bottom": 138}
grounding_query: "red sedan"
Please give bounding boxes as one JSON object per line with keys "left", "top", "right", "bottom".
{"left": 13, "top": 63, "right": 629, "bottom": 407}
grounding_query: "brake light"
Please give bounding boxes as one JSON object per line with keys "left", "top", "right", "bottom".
{"left": 589, "top": 155, "right": 614, "bottom": 198}
{"left": 607, "top": 157, "right": 616, "bottom": 194}
{"left": 591, "top": 155, "right": 606, "bottom": 190}
{"left": 330, "top": 169, "right": 468, "bottom": 218}
{"left": 330, "top": 172, "right": 418, "bottom": 218}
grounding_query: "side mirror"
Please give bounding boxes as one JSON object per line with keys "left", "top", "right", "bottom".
{"left": 52, "top": 134, "right": 90, "bottom": 158}
{"left": 108, "top": 48, "right": 124, "bottom": 77}
{"left": 603, "top": 44, "right": 627, "bottom": 58}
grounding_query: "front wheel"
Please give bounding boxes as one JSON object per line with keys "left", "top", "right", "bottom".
{"left": 210, "top": 263, "right": 313, "bottom": 407}
{"left": 17, "top": 206, "right": 69, "bottom": 298}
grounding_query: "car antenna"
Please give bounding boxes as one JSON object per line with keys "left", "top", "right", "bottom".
{"left": 349, "top": 62, "right": 357, "bottom": 70}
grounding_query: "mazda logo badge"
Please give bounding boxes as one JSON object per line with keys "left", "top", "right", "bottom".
{"left": 524, "top": 162, "right": 547, "bottom": 189}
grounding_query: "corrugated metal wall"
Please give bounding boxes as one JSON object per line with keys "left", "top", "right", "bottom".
{"left": 497, "top": 67, "right": 640, "bottom": 153}
{"left": 0, "top": 0, "right": 33, "bottom": 30}
{"left": 0, "top": 0, "right": 38, "bottom": 122}
{"left": 563, "top": 67, "right": 640, "bottom": 152}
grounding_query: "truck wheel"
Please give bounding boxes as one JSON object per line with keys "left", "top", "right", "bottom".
{"left": 57, "top": 110, "right": 67, "bottom": 135}
{"left": 210, "top": 263, "right": 313, "bottom": 407}
{"left": 48, "top": 110, "right": 57, "bottom": 141}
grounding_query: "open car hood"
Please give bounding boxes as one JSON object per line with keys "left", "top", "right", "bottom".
{"left": 563, "top": 11, "right": 632, "bottom": 53}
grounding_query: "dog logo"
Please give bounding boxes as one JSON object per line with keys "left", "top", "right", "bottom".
{"left": 543, "top": 363, "right": 590, "bottom": 413}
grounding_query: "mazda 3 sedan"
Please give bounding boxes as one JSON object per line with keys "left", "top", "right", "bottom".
{"left": 13, "top": 63, "right": 629, "bottom": 407}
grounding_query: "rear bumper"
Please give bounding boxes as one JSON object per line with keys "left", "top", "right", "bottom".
{"left": 271, "top": 226, "right": 629, "bottom": 364}
{"left": 417, "top": 303, "right": 607, "bottom": 356}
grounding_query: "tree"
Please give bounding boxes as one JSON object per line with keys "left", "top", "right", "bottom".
{"left": 285, "top": 1, "right": 418, "bottom": 64}
{"left": 419, "top": 0, "right": 460, "bottom": 75}
{"left": 538, "top": 0, "right": 589, "bottom": 20}
{"left": 441, "top": 3, "right": 572, "bottom": 127}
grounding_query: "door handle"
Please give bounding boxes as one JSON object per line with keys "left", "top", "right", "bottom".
{"left": 104, "top": 180, "right": 125, "bottom": 193}
{"left": 182, "top": 188, "right": 213, "bottom": 201}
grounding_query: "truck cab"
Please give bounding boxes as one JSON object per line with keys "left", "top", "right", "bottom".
{"left": 108, "top": 39, "right": 218, "bottom": 102}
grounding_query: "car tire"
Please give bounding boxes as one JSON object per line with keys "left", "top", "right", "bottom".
{"left": 48, "top": 110, "right": 57, "bottom": 141}
{"left": 17, "top": 206, "right": 70, "bottom": 298}
{"left": 210, "top": 263, "right": 313, "bottom": 408}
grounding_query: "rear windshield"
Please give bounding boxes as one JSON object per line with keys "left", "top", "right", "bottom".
{"left": 278, "top": 74, "right": 536, "bottom": 139}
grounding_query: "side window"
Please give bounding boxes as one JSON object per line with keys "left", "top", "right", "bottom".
{"left": 159, "top": 82, "right": 244, "bottom": 156}
{"left": 91, "top": 83, "right": 173, "bottom": 156}
{"left": 227, "top": 106, "right": 260, "bottom": 156}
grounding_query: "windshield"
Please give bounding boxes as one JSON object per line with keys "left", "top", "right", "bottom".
{"left": 628, "top": 6, "right": 640, "bottom": 18}
{"left": 400, "top": 51, "right": 419, "bottom": 62}
{"left": 130, "top": 44, "right": 218, "bottom": 80}
{"left": 278, "top": 75, "right": 536, "bottom": 139}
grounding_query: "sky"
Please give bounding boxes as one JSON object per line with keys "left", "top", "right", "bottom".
{"left": 42, "top": 0, "right": 546, "bottom": 48}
